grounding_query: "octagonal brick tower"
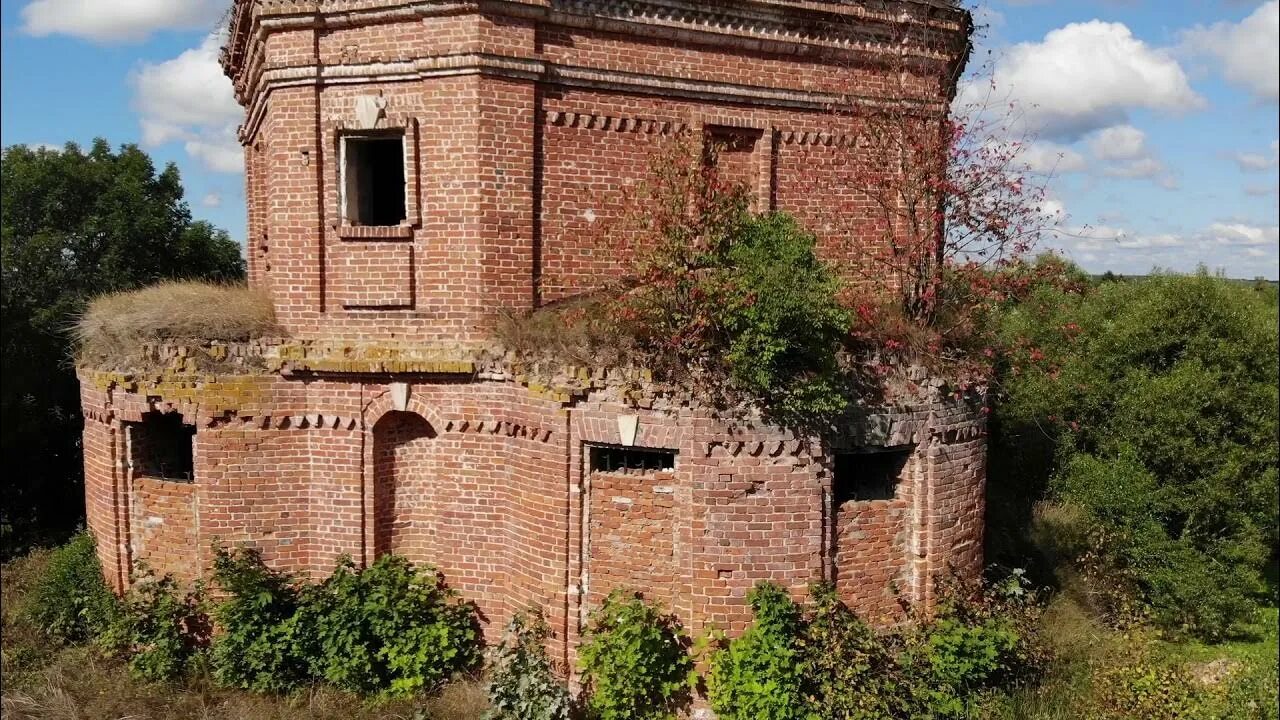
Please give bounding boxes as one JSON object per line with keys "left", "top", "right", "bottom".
{"left": 80, "top": 0, "right": 982, "bottom": 676}
{"left": 221, "top": 0, "right": 971, "bottom": 342}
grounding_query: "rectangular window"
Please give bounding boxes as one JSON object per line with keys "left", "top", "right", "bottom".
{"left": 341, "top": 133, "right": 406, "bottom": 227}
{"left": 126, "top": 412, "right": 196, "bottom": 482}
{"left": 589, "top": 445, "right": 676, "bottom": 473}
{"left": 833, "top": 448, "right": 911, "bottom": 504}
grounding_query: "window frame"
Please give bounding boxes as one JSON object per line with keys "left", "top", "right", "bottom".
{"left": 338, "top": 130, "right": 409, "bottom": 228}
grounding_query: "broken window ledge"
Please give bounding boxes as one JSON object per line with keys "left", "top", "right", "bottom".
{"left": 337, "top": 224, "right": 414, "bottom": 240}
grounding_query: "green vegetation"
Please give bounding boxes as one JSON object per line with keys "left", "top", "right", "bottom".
{"left": 485, "top": 610, "right": 572, "bottom": 720}
{"left": 23, "top": 532, "right": 117, "bottom": 644}
{"left": 995, "top": 271, "right": 1279, "bottom": 640}
{"left": 707, "top": 578, "right": 1046, "bottom": 720}
{"left": 1, "top": 141, "right": 245, "bottom": 558}
{"left": 98, "top": 572, "right": 207, "bottom": 682}
{"left": 577, "top": 591, "right": 695, "bottom": 720}
{"left": 300, "top": 555, "right": 481, "bottom": 697}
{"left": 707, "top": 582, "right": 810, "bottom": 720}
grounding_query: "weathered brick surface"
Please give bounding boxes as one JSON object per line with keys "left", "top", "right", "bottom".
{"left": 81, "top": 0, "right": 981, "bottom": 679}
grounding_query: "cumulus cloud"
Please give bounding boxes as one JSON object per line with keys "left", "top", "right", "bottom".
{"left": 1018, "top": 141, "right": 1088, "bottom": 174}
{"left": 959, "top": 21, "right": 1203, "bottom": 140}
{"left": 1181, "top": 1, "right": 1280, "bottom": 103}
{"left": 1203, "top": 222, "right": 1279, "bottom": 247}
{"left": 1088, "top": 125, "right": 1146, "bottom": 161}
{"left": 1084, "top": 124, "right": 1177, "bottom": 188}
{"left": 1233, "top": 140, "right": 1280, "bottom": 171}
{"left": 132, "top": 32, "right": 243, "bottom": 173}
{"left": 20, "top": 0, "right": 227, "bottom": 43}
{"left": 201, "top": 192, "right": 223, "bottom": 208}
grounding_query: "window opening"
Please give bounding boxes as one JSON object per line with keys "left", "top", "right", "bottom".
{"left": 589, "top": 446, "right": 676, "bottom": 473}
{"left": 702, "top": 125, "right": 762, "bottom": 167}
{"left": 832, "top": 448, "right": 911, "bottom": 504}
{"left": 342, "top": 134, "right": 406, "bottom": 226}
{"left": 127, "top": 412, "right": 196, "bottom": 482}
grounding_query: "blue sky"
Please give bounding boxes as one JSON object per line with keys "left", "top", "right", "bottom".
{"left": 2, "top": 0, "right": 1277, "bottom": 279}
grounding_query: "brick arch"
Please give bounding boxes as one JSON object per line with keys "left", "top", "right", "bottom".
{"left": 369, "top": 410, "right": 438, "bottom": 559}
{"left": 361, "top": 389, "right": 447, "bottom": 432}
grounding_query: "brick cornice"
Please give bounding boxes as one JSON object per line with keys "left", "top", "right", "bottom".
{"left": 236, "top": 54, "right": 943, "bottom": 142}
{"left": 223, "top": 0, "right": 970, "bottom": 100}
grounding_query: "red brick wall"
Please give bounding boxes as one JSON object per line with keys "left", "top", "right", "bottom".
{"left": 226, "top": 3, "right": 965, "bottom": 339}
{"left": 587, "top": 469, "right": 678, "bottom": 610}
{"left": 832, "top": 452, "right": 921, "bottom": 623}
{"left": 80, "top": 366, "right": 986, "bottom": 666}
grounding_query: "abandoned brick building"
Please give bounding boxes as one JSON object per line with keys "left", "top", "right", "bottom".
{"left": 79, "top": 0, "right": 981, "bottom": 666}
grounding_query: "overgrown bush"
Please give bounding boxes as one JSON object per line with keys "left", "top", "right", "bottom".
{"left": 577, "top": 591, "right": 694, "bottom": 720}
{"left": 995, "top": 272, "right": 1279, "bottom": 639}
{"left": 901, "top": 571, "right": 1049, "bottom": 713}
{"left": 800, "top": 583, "right": 901, "bottom": 719}
{"left": 500, "top": 140, "right": 854, "bottom": 423}
{"left": 486, "top": 609, "right": 573, "bottom": 720}
{"left": 707, "top": 582, "right": 811, "bottom": 720}
{"left": 24, "top": 531, "right": 118, "bottom": 644}
{"left": 98, "top": 572, "right": 208, "bottom": 682}
{"left": 300, "top": 555, "right": 481, "bottom": 697}
{"left": 1085, "top": 650, "right": 1213, "bottom": 717}
{"left": 209, "top": 546, "right": 311, "bottom": 693}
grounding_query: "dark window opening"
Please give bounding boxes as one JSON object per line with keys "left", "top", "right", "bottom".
{"left": 589, "top": 446, "right": 676, "bottom": 473}
{"left": 833, "top": 448, "right": 911, "bottom": 504}
{"left": 343, "top": 134, "right": 406, "bottom": 226}
{"left": 127, "top": 412, "right": 196, "bottom": 482}
{"left": 702, "top": 125, "right": 762, "bottom": 166}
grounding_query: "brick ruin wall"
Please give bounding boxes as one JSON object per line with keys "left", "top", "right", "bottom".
{"left": 81, "top": 0, "right": 979, "bottom": 674}
{"left": 79, "top": 341, "right": 985, "bottom": 667}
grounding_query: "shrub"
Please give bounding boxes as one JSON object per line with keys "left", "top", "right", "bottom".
{"left": 897, "top": 570, "right": 1048, "bottom": 718}
{"left": 707, "top": 582, "right": 812, "bottom": 720}
{"left": 799, "top": 583, "right": 901, "bottom": 720}
{"left": 209, "top": 546, "right": 311, "bottom": 693}
{"left": 98, "top": 572, "right": 208, "bottom": 682}
{"left": 718, "top": 214, "right": 851, "bottom": 422}
{"left": 486, "top": 609, "right": 573, "bottom": 720}
{"left": 578, "top": 591, "right": 694, "bottom": 720}
{"left": 1090, "top": 652, "right": 1212, "bottom": 720}
{"left": 995, "top": 272, "right": 1279, "bottom": 639}
{"left": 301, "top": 555, "right": 481, "bottom": 697}
{"left": 24, "top": 532, "right": 118, "bottom": 644}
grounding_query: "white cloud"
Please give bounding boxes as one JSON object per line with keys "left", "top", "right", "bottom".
{"left": 201, "top": 192, "right": 223, "bottom": 208}
{"left": 1204, "top": 222, "right": 1279, "bottom": 247}
{"left": 20, "top": 0, "right": 227, "bottom": 43}
{"left": 1088, "top": 125, "right": 1146, "bottom": 161}
{"left": 132, "top": 32, "right": 243, "bottom": 174}
{"left": 1084, "top": 124, "right": 1176, "bottom": 187}
{"left": 1233, "top": 139, "right": 1280, "bottom": 171}
{"left": 1181, "top": 1, "right": 1279, "bottom": 103}
{"left": 1019, "top": 141, "right": 1088, "bottom": 174}
{"left": 960, "top": 21, "right": 1203, "bottom": 140}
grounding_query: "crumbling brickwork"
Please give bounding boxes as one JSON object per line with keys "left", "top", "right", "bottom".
{"left": 81, "top": 0, "right": 980, "bottom": 675}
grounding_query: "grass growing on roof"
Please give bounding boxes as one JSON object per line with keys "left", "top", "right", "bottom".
{"left": 75, "top": 281, "right": 280, "bottom": 362}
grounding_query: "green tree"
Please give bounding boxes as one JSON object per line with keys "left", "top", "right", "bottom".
{"left": 994, "top": 271, "right": 1279, "bottom": 638}
{"left": 1, "top": 140, "right": 243, "bottom": 556}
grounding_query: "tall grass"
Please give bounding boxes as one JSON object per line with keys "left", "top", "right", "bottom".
{"left": 76, "top": 281, "right": 280, "bottom": 362}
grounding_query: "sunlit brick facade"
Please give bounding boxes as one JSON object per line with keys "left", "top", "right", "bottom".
{"left": 80, "top": 0, "right": 980, "bottom": 670}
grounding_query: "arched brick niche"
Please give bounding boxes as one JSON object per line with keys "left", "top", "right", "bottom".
{"left": 371, "top": 410, "right": 438, "bottom": 558}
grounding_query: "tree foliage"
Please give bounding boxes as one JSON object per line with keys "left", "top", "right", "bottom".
{"left": 995, "top": 272, "right": 1279, "bottom": 638}
{"left": 1, "top": 141, "right": 244, "bottom": 556}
